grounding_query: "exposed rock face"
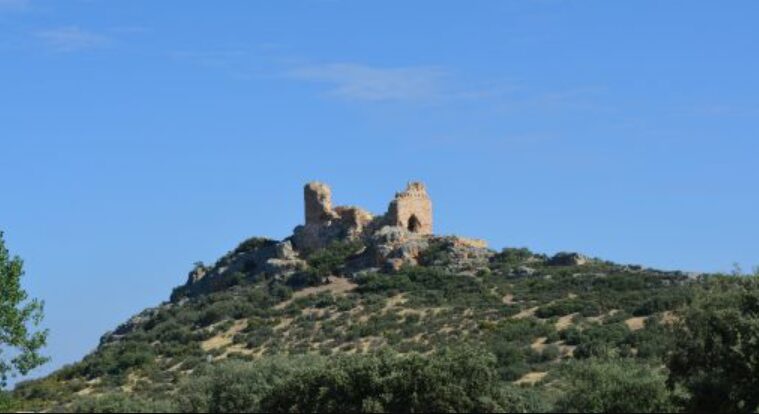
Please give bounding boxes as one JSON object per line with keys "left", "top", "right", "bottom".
{"left": 515, "top": 265, "right": 537, "bottom": 276}
{"left": 365, "top": 226, "right": 430, "bottom": 272}
{"left": 186, "top": 264, "right": 208, "bottom": 284}
{"left": 262, "top": 240, "right": 307, "bottom": 275}
{"left": 547, "top": 252, "right": 589, "bottom": 266}
{"left": 101, "top": 304, "right": 170, "bottom": 345}
{"left": 422, "top": 236, "right": 494, "bottom": 274}
{"left": 175, "top": 239, "right": 307, "bottom": 298}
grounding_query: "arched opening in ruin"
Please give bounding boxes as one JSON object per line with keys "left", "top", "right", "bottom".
{"left": 407, "top": 214, "right": 421, "bottom": 233}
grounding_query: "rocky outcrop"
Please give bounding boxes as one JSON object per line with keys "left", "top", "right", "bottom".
{"left": 186, "top": 264, "right": 208, "bottom": 284}
{"left": 175, "top": 239, "right": 307, "bottom": 299}
{"left": 421, "top": 236, "right": 494, "bottom": 274}
{"left": 363, "top": 226, "right": 431, "bottom": 272}
{"left": 100, "top": 303, "right": 172, "bottom": 345}
{"left": 547, "top": 252, "right": 589, "bottom": 266}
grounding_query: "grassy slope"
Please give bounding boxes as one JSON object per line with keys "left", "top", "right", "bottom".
{"left": 13, "top": 239, "right": 698, "bottom": 411}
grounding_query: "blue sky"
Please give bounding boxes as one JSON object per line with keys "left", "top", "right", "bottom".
{"left": 2, "top": 0, "right": 758, "bottom": 385}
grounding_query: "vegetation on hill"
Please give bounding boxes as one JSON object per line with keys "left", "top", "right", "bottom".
{"left": 0, "top": 232, "right": 48, "bottom": 412}
{"left": 10, "top": 235, "right": 759, "bottom": 413}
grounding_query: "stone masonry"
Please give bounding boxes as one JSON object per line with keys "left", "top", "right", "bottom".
{"left": 292, "top": 181, "right": 433, "bottom": 255}
{"left": 386, "top": 182, "right": 433, "bottom": 235}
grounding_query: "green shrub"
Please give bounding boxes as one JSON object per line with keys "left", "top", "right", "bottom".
{"left": 175, "top": 355, "right": 325, "bottom": 413}
{"left": 633, "top": 289, "right": 693, "bottom": 316}
{"left": 69, "top": 393, "right": 175, "bottom": 413}
{"left": 307, "top": 241, "right": 363, "bottom": 277}
{"left": 490, "top": 341, "right": 530, "bottom": 381}
{"left": 555, "top": 358, "right": 675, "bottom": 413}
{"left": 260, "top": 347, "right": 535, "bottom": 413}
{"left": 536, "top": 299, "right": 602, "bottom": 318}
{"left": 285, "top": 270, "right": 324, "bottom": 289}
{"left": 232, "top": 237, "right": 277, "bottom": 256}
{"left": 0, "top": 391, "right": 16, "bottom": 412}
{"left": 667, "top": 283, "right": 759, "bottom": 413}
{"left": 491, "top": 247, "right": 536, "bottom": 265}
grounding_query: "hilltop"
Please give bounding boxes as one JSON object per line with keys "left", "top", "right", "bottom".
{"left": 10, "top": 182, "right": 723, "bottom": 412}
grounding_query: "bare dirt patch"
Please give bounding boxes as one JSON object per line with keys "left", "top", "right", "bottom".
{"left": 531, "top": 337, "right": 548, "bottom": 352}
{"left": 515, "top": 371, "right": 548, "bottom": 385}
{"left": 512, "top": 306, "right": 538, "bottom": 319}
{"left": 661, "top": 311, "right": 678, "bottom": 325}
{"left": 382, "top": 294, "right": 407, "bottom": 313}
{"left": 201, "top": 319, "right": 248, "bottom": 351}
{"left": 275, "top": 276, "right": 357, "bottom": 309}
{"left": 625, "top": 316, "right": 647, "bottom": 331}
{"left": 555, "top": 313, "right": 578, "bottom": 330}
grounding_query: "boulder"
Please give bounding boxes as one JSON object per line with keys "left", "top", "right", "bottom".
{"left": 547, "top": 252, "right": 589, "bottom": 266}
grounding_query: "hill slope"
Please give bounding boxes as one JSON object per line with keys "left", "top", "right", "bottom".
{"left": 12, "top": 225, "right": 702, "bottom": 411}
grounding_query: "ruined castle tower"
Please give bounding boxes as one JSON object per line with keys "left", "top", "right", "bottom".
{"left": 304, "top": 181, "right": 338, "bottom": 225}
{"left": 294, "top": 180, "right": 434, "bottom": 254}
{"left": 301, "top": 180, "right": 432, "bottom": 239}
{"left": 386, "top": 182, "right": 433, "bottom": 234}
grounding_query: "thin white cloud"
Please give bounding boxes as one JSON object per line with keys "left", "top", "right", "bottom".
{"left": 682, "top": 104, "right": 759, "bottom": 118}
{"left": 35, "top": 26, "right": 109, "bottom": 52}
{"left": 289, "top": 63, "right": 445, "bottom": 102}
{"left": 169, "top": 50, "right": 248, "bottom": 69}
{"left": 0, "top": 0, "right": 29, "bottom": 11}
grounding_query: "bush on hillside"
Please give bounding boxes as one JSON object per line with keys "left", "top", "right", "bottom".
{"left": 68, "top": 393, "right": 175, "bottom": 413}
{"left": 259, "top": 346, "right": 546, "bottom": 413}
{"left": 555, "top": 358, "right": 675, "bottom": 413}
{"left": 667, "top": 282, "right": 759, "bottom": 413}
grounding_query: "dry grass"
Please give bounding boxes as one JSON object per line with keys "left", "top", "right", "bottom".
{"left": 625, "top": 316, "right": 647, "bottom": 331}
{"left": 512, "top": 306, "right": 538, "bottom": 319}
{"left": 531, "top": 337, "right": 548, "bottom": 352}
{"left": 661, "top": 310, "right": 678, "bottom": 325}
{"left": 557, "top": 341, "right": 576, "bottom": 357}
{"left": 555, "top": 313, "right": 578, "bottom": 331}
{"left": 382, "top": 294, "right": 407, "bottom": 313}
{"left": 275, "top": 276, "right": 357, "bottom": 309}
{"left": 201, "top": 319, "right": 248, "bottom": 351}
{"left": 514, "top": 371, "right": 548, "bottom": 385}
{"left": 76, "top": 387, "right": 94, "bottom": 396}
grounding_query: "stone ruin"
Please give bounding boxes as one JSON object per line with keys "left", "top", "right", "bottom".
{"left": 387, "top": 182, "right": 433, "bottom": 235}
{"left": 290, "top": 181, "right": 489, "bottom": 273}
{"left": 177, "top": 181, "right": 491, "bottom": 298}
{"left": 293, "top": 181, "right": 433, "bottom": 254}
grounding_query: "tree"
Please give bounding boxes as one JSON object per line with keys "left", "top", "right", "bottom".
{"left": 0, "top": 231, "right": 48, "bottom": 390}
{"left": 260, "top": 347, "right": 546, "bottom": 413}
{"left": 555, "top": 358, "right": 675, "bottom": 413}
{"left": 667, "top": 281, "right": 759, "bottom": 413}
{"left": 175, "top": 355, "right": 325, "bottom": 413}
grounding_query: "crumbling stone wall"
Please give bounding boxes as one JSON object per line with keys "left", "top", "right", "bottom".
{"left": 304, "top": 182, "right": 338, "bottom": 225}
{"left": 294, "top": 181, "right": 433, "bottom": 254}
{"left": 386, "top": 182, "right": 433, "bottom": 235}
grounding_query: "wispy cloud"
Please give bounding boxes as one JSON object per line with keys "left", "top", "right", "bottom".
{"left": 681, "top": 104, "right": 759, "bottom": 118}
{"left": 288, "top": 63, "right": 445, "bottom": 102}
{"left": 0, "top": 0, "right": 29, "bottom": 11}
{"left": 35, "top": 26, "right": 109, "bottom": 52}
{"left": 169, "top": 50, "right": 249, "bottom": 69}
